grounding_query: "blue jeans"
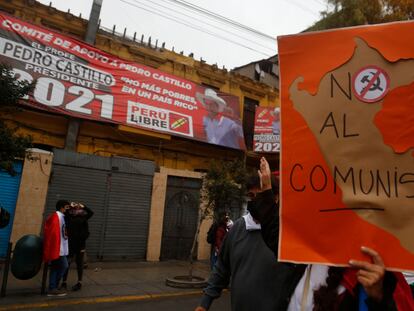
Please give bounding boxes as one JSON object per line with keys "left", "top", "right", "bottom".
{"left": 48, "top": 256, "right": 68, "bottom": 290}
{"left": 210, "top": 247, "right": 218, "bottom": 270}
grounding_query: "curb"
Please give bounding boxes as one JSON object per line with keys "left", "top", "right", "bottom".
{"left": 165, "top": 275, "right": 207, "bottom": 288}
{"left": 0, "top": 290, "right": 204, "bottom": 310}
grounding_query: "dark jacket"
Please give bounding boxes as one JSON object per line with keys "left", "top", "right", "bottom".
{"left": 200, "top": 216, "right": 294, "bottom": 311}
{"left": 214, "top": 223, "right": 227, "bottom": 253}
{"left": 65, "top": 206, "right": 93, "bottom": 242}
{"left": 254, "top": 189, "right": 403, "bottom": 311}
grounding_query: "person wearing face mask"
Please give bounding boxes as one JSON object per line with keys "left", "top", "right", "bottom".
{"left": 43, "top": 200, "right": 70, "bottom": 297}
{"left": 194, "top": 173, "right": 293, "bottom": 311}
{"left": 61, "top": 202, "right": 93, "bottom": 292}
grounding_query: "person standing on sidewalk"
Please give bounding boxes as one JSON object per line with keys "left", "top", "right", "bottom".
{"left": 43, "top": 200, "right": 70, "bottom": 297}
{"left": 61, "top": 202, "right": 93, "bottom": 291}
{"left": 195, "top": 174, "right": 291, "bottom": 311}
{"left": 210, "top": 212, "right": 231, "bottom": 269}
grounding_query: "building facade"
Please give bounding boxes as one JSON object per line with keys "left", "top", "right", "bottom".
{"left": 0, "top": 0, "right": 279, "bottom": 261}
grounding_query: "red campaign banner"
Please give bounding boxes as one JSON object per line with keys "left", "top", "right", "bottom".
{"left": 253, "top": 106, "right": 280, "bottom": 152}
{"left": 0, "top": 14, "right": 246, "bottom": 150}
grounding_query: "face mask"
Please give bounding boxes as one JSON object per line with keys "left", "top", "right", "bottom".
{"left": 247, "top": 200, "right": 259, "bottom": 220}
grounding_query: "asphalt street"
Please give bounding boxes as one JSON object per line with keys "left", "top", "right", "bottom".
{"left": 30, "top": 292, "right": 231, "bottom": 311}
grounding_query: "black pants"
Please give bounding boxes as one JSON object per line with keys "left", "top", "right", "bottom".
{"left": 63, "top": 240, "right": 86, "bottom": 283}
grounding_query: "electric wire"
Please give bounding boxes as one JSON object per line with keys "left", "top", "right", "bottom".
{"left": 119, "top": 0, "right": 273, "bottom": 57}
{"left": 158, "top": 0, "right": 260, "bottom": 33}
{"left": 284, "top": 0, "right": 320, "bottom": 17}
{"left": 310, "top": 0, "right": 327, "bottom": 7}
{"left": 127, "top": 0, "right": 275, "bottom": 53}
{"left": 162, "top": 0, "right": 276, "bottom": 41}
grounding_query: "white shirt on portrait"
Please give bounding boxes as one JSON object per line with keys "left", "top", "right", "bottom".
{"left": 203, "top": 115, "right": 243, "bottom": 148}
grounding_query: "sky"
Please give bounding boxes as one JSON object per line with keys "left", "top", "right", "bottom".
{"left": 36, "top": 0, "right": 328, "bottom": 69}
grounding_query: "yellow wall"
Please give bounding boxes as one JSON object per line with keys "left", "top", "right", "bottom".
{"left": 0, "top": 0, "right": 278, "bottom": 126}
{"left": 11, "top": 150, "right": 53, "bottom": 243}
{"left": 1, "top": 0, "right": 279, "bottom": 261}
{"left": 0, "top": 0, "right": 279, "bottom": 168}
{"left": 146, "top": 167, "right": 210, "bottom": 261}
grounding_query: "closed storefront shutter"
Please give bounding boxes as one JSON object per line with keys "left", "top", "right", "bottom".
{"left": 0, "top": 162, "right": 22, "bottom": 257}
{"left": 102, "top": 171, "right": 153, "bottom": 260}
{"left": 44, "top": 164, "right": 107, "bottom": 260}
{"left": 44, "top": 150, "right": 154, "bottom": 261}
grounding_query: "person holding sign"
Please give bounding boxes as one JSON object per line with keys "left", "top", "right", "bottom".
{"left": 252, "top": 157, "right": 414, "bottom": 311}
{"left": 194, "top": 173, "right": 292, "bottom": 311}
{"left": 197, "top": 88, "right": 244, "bottom": 149}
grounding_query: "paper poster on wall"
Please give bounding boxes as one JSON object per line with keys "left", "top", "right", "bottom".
{"left": 0, "top": 14, "right": 245, "bottom": 150}
{"left": 253, "top": 106, "right": 280, "bottom": 153}
{"left": 279, "top": 21, "right": 414, "bottom": 270}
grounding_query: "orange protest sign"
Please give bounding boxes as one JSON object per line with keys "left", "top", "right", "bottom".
{"left": 279, "top": 21, "right": 414, "bottom": 271}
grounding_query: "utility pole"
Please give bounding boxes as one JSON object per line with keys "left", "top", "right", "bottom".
{"left": 64, "top": 0, "right": 103, "bottom": 150}
{"left": 85, "top": 0, "right": 103, "bottom": 44}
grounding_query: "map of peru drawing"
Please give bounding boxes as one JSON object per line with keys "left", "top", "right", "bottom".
{"left": 278, "top": 21, "right": 414, "bottom": 270}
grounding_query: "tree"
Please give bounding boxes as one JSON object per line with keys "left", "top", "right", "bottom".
{"left": 201, "top": 158, "right": 249, "bottom": 219}
{"left": 308, "top": 0, "right": 414, "bottom": 31}
{"left": 383, "top": 0, "right": 414, "bottom": 20}
{"left": 188, "top": 158, "right": 248, "bottom": 279}
{"left": 0, "top": 64, "right": 35, "bottom": 175}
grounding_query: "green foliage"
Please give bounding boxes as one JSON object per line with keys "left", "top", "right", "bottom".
{"left": 309, "top": 0, "right": 414, "bottom": 31}
{"left": 202, "top": 158, "right": 248, "bottom": 221}
{"left": 0, "top": 64, "right": 35, "bottom": 175}
{"left": 0, "top": 120, "right": 32, "bottom": 175}
{"left": 383, "top": 0, "right": 414, "bottom": 21}
{"left": 0, "top": 64, "right": 34, "bottom": 110}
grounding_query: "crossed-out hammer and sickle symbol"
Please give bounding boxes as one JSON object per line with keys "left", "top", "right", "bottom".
{"left": 361, "top": 71, "right": 383, "bottom": 92}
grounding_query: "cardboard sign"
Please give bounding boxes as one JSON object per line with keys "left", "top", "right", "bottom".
{"left": 253, "top": 106, "right": 280, "bottom": 153}
{"left": 279, "top": 21, "right": 414, "bottom": 270}
{"left": 0, "top": 14, "right": 245, "bottom": 150}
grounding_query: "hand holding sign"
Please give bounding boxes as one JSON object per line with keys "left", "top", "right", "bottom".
{"left": 349, "top": 246, "right": 385, "bottom": 303}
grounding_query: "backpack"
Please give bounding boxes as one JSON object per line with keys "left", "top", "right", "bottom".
{"left": 0, "top": 206, "right": 11, "bottom": 229}
{"left": 206, "top": 222, "right": 218, "bottom": 244}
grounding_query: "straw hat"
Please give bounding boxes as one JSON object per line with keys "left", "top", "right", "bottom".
{"left": 196, "top": 88, "right": 226, "bottom": 112}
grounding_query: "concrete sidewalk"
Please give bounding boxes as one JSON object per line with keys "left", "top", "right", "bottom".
{"left": 0, "top": 260, "right": 211, "bottom": 310}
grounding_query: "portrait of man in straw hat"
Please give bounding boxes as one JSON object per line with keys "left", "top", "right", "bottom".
{"left": 196, "top": 88, "right": 244, "bottom": 149}
{"left": 271, "top": 107, "right": 280, "bottom": 135}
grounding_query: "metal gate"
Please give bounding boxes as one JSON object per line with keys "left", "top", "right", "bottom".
{"left": 160, "top": 176, "right": 201, "bottom": 260}
{"left": 0, "top": 162, "right": 22, "bottom": 257}
{"left": 44, "top": 150, "right": 155, "bottom": 261}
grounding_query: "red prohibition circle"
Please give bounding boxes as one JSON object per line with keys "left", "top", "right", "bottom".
{"left": 352, "top": 65, "right": 390, "bottom": 103}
